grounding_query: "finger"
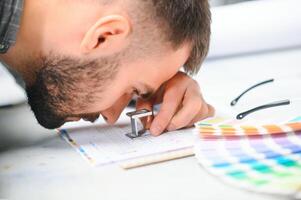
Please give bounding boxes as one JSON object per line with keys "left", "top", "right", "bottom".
{"left": 167, "top": 86, "right": 205, "bottom": 131}
{"left": 150, "top": 84, "right": 185, "bottom": 136}
{"left": 187, "top": 103, "right": 215, "bottom": 127}
{"left": 136, "top": 99, "right": 154, "bottom": 130}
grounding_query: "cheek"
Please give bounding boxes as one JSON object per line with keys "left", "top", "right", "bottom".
{"left": 84, "top": 94, "right": 119, "bottom": 113}
{"left": 144, "top": 48, "right": 190, "bottom": 87}
{"left": 42, "top": 28, "right": 81, "bottom": 56}
{"left": 144, "top": 62, "right": 181, "bottom": 90}
{"left": 95, "top": 69, "right": 135, "bottom": 109}
{"left": 83, "top": 93, "right": 132, "bottom": 116}
{"left": 82, "top": 85, "right": 132, "bottom": 114}
{"left": 101, "top": 93, "right": 133, "bottom": 115}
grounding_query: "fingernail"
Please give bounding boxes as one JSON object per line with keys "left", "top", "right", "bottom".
{"left": 167, "top": 123, "right": 176, "bottom": 131}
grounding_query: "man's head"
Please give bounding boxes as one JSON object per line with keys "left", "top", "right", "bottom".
{"left": 2, "top": 0, "right": 211, "bottom": 129}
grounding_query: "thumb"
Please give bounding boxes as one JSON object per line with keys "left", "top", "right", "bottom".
{"left": 136, "top": 99, "right": 154, "bottom": 130}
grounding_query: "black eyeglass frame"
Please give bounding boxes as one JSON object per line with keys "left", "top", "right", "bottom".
{"left": 230, "top": 79, "right": 292, "bottom": 120}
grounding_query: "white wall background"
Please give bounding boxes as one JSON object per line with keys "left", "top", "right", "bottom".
{"left": 210, "top": 0, "right": 254, "bottom": 6}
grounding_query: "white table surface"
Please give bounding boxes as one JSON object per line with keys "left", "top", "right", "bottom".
{"left": 1, "top": 48, "right": 301, "bottom": 200}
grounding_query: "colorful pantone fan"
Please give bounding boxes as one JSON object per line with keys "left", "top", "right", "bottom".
{"left": 195, "top": 116, "right": 301, "bottom": 137}
{"left": 194, "top": 116, "right": 301, "bottom": 197}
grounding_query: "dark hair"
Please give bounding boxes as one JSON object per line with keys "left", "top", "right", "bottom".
{"left": 26, "top": 55, "right": 119, "bottom": 129}
{"left": 151, "top": 0, "right": 211, "bottom": 74}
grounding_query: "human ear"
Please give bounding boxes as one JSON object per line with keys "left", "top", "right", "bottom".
{"left": 80, "top": 15, "right": 131, "bottom": 56}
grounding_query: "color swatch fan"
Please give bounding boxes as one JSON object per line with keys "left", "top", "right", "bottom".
{"left": 194, "top": 116, "right": 301, "bottom": 198}
{"left": 195, "top": 116, "right": 301, "bottom": 137}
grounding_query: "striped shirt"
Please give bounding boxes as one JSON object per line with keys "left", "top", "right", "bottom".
{"left": 0, "top": 0, "right": 24, "bottom": 54}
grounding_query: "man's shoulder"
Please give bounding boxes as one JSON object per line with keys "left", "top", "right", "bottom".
{"left": 0, "top": 0, "right": 24, "bottom": 54}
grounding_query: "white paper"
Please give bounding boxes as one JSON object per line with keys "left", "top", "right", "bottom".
{"left": 60, "top": 124, "right": 194, "bottom": 166}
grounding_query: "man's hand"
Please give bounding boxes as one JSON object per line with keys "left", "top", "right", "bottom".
{"left": 136, "top": 72, "right": 215, "bottom": 136}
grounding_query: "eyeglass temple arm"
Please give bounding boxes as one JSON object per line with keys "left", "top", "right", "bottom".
{"left": 236, "top": 99, "right": 290, "bottom": 120}
{"left": 231, "top": 79, "right": 274, "bottom": 106}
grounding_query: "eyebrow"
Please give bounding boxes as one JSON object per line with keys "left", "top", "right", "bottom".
{"left": 139, "top": 84, "right": 155, "bottom": 100}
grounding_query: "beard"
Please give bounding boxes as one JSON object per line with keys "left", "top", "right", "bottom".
{"left": 25, "top": 54, "right": 119, "bottom": 129}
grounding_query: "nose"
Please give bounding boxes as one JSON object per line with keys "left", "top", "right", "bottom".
{"left": 101, "top": 93, "right": 133, "bottom": 124}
